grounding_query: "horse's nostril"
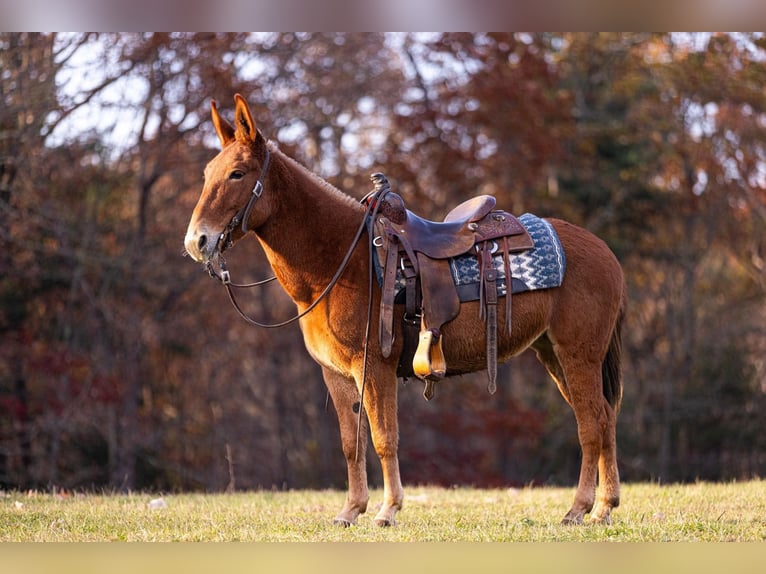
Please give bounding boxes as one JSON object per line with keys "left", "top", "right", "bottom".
{"left": 198, "top": 234, "right": 207, "bottom": 250}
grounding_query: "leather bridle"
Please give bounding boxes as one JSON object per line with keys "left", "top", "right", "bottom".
{"left": 202, "top": 161, "right": 392, "bottom": 461}
{"left": 214, "top": 147, "right": 272, "bottom": 257}
{"left": 204, "top": 150, "right": 390, "bottom": 330}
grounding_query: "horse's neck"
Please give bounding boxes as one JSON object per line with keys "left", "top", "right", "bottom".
{"left": 256, "top": 148, "right": 365, "bottom": 306}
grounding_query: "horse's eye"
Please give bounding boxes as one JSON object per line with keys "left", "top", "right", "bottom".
{"left": 229, "top": 170, "right": 245, "bottom": 181}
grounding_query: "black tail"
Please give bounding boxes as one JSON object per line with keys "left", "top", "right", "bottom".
{"left": 602, "top": 300, "right": 624, "bottom": 412}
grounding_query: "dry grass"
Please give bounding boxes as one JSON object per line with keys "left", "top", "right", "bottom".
{"left": 4, "top": 483, "right": 765, "bottom": 574}
{"left": 2, "top": 480, "right": 765, "bottom": 542}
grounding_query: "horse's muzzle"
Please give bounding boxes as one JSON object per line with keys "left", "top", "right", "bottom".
{"left": 184, "top": 223, "right": 220, "bottom": 263}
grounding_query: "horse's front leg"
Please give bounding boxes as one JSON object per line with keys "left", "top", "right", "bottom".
{"left": 322, "top": 367, "right": 369, "bottom": 526}
{"left": 361, "top": 367, "right": 403, "bottom": 527}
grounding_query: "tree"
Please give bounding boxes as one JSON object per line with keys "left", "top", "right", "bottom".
{"left": 554, "top": 33, "right": 766, "bottom": 481}
{"left": 2, "top": 33, "right": 765, "bottom": 491}
{"left": 1, "top": 32, "right": 62, "bottom": 486}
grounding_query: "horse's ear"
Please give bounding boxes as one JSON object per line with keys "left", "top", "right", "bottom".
{"left": 233, "top": 93, "right": 257, "bottom": 144}
{"left": 211, "top": 99, "right": 235, "bottom": 147}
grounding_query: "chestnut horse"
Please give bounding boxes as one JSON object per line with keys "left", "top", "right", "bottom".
{"left": 184, "top": 95, "right": 626, "bottom": 526}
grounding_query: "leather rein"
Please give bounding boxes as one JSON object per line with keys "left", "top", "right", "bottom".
{"left": 204, "top": 147, "right": 389, "bottom": 330}
{"left": 204, "top": 155, "right": 390, "bottom": 462}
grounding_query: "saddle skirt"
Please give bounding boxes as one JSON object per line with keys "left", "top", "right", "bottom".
{"left": 372, "top": 213, "right": 566, "bottom": 304}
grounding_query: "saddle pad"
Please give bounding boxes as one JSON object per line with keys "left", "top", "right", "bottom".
{"left": 451, "top": 213, "right": 566, "bottom": 301}
{"left": 375, "top": 213, "right": 566, "bottom": 302}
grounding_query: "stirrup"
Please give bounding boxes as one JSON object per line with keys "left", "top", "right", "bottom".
{"left": 413, "top": 327, "right": 446, "bottom": 404}
{"left": 430, "top": 334, "right": 446, "bottom": 378}
{"left": 413, "top": 329, "right": 434, "bottom": 379}
{"left": 413, "top": 328, "right": 446, "bottom": 379}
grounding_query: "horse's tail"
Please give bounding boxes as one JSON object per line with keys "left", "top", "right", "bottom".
{"left": 602, "top": 294, "right": 625, "bottom": 413}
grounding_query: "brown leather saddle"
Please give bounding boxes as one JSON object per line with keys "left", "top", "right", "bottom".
{"left": 368, "top": 173, "right": 535, "bottom": 400}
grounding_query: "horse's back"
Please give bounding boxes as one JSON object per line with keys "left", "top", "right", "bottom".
{"left": 549, "top": 218, "right": 623, "bottom": 297}
{"left": 546, "top": 218, "right": 625, "bottom": 336}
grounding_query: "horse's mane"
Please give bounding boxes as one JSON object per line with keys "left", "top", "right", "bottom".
{"left": 268, "top": 140, "right": 364, "bottom": 213}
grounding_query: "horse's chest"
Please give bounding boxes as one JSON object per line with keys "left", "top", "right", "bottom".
{"left": 299, "top": 316, "right": 354, "bottom": 376}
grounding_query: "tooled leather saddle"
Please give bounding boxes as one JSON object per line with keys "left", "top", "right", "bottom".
{"left": 365, "top": 173, "right": 534, "bottom": 400}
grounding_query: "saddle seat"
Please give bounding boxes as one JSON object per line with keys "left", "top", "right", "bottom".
{"left": 375, "top": 192, "right": 497, "bottom": 262}
{"left": 368, "top": 173, "right": 534, "bottom": 400}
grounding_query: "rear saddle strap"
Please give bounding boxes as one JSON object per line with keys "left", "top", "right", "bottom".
{"left": 368, "top": 174, "right": 534, "bottom": 399}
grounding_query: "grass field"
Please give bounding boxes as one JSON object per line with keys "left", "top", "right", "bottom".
{"left": 2, "top": 481, "right": 765, "bottom": 542}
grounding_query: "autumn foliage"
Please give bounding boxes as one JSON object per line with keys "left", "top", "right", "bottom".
{"left": 2, "top": 33, "right": 765, "bottom": 491}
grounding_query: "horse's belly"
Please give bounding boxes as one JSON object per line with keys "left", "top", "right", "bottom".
{"left": 439, "top": 292, "right": 551, "bottom": 375}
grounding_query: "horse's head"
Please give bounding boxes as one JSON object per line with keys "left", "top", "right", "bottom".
{"left": 184, "top": 94, "right": 274, "bottom": 264}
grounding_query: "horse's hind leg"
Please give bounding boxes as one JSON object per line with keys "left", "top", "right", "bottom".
{"left": 533, "top": 338, "right": 595, "bottom": 522}
{"left": 323, "top": 367, "right": 370, "bottom": 526}
{"left": 591, "top": 404, "right": 620, "bottom": 525}
{"left": 532, "top": 334, "right": 571, "bottom": 406}
{"left": 558, "top": 357, "right": 609, "bottom": 524}
{"left": 590, "top": 334, "right": 621, "bottom": 524}
{"left": 537, "top": 340, "right": 620, "bottom": 525}
{"left": 570, "top": 368, "right": 620, "bottom": 524}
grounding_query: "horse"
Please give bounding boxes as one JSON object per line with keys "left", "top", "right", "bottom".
{"left": 184, "top": 94, "right": 626, "bottom": 526}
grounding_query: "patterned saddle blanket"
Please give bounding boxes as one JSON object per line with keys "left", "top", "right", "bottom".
{"left": 375, "top": 213, "right": 566, "bottom": 303}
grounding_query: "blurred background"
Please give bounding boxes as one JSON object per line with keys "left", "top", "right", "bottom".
{"left": 1, "top": 32, "right": 765, "bottom": 492}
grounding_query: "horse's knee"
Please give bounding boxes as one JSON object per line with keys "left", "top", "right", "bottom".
{"left": 342, "top": 441, "right": 363, "bottom": 462}
{"left": 372, "top": 443, "right": 398, "bottom": 460}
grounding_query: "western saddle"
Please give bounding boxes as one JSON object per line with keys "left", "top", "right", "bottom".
{"left": 366, "top": 173, "right": 535, "bottom": 400}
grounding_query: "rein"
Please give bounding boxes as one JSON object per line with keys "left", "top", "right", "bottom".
{"left": 205, "top": 160, "right": 391, "bottom": 464}
{"left": 205, "top": 158, "right": 389, "bottom": 330}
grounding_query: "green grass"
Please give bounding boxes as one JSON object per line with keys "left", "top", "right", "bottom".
{"left": 1, "top": 481, "right": 765, "bottom": 542}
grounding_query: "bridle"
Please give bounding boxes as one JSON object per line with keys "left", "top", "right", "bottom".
{"left": 213, "top": 147, "right": 272, "bottom": 258}
{"left": 204, "top": 146, "right": 390, "bottom": 330}
{"left": 202, "top": 151, "right": 392, "bottom": 460}
{"left": 205, "top": 146, "right": 273, "bottom": 290}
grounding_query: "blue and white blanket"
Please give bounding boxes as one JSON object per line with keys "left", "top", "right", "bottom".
{"left": 378, "top": 213, "right": 566, "bottom": 302}
{"left": 451, "top": 213, "right": 566, "bottom": 301}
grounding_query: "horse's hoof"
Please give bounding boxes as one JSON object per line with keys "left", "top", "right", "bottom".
{"left": 333, "top": 517, "right": 354, "bottom": 527}
{"left": 561, "top": 511, "right": 585, "bottom": 525}
{"left": 371, "top": 503, "right": 399, "bottom": 527}
{"left": 589, "top": 515, "right": 612, "bottom": 526}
